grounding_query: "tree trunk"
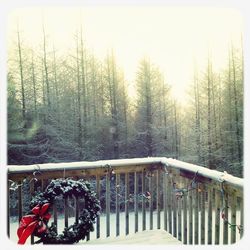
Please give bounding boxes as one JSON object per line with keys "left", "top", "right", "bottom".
{"left": 42, "top": 23, "right": 51, "bottom": 111}
{"left": 193, "top": 65, "right": 201, "bottom": 163}
{"left": 111, "top": 52, "right": 119, "bottom": 159}
{"left": 17, "top": 28, "right": 26, "bottom": 121}
{"left": 231, "top": 45, "right": 242, "bottom": 164}
{"left": 145, "top": 61, "right": 153, "bottom": 156}
{"left": 31, "top": 51, "right": 37, "bottom": 117}
{"left": 227, "top": 51, "right": 234, "bottom": 162}
{"left": 80, "top": 25, "right": 87, "bottom": 139}
{"left": 107, "top": 53, "right": 120, "bottom": 159}
{"left": 207, "top": 57, "right": 214, "bottom": 169}
{"left": 76, "top": 35, "right": 83, "bottom": 159}
{"left": 162, "top": 80, "right": 168, "bottom": 152}
{"left": 53, "top": 47, "right": 60, "bottom": 124}
{"left": 173, "top": 101, "right": 179, "bottom": 159}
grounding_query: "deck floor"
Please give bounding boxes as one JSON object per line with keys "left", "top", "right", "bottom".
{"left": 84, "top": 229, "right": 182, "bottom": 245}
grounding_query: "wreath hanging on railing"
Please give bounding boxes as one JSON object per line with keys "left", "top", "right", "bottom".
{"left": 17, "top": 178, "right": 101, "bottom": 244}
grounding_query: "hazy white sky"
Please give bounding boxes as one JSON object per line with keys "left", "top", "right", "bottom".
{"left": 8, "top": 6, "right": 243, "bottom": 102}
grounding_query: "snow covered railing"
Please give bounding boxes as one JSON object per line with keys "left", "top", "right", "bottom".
{"left": 8, "top": 157, "right": 243, "bottom": 189}
{"left": 161, "top": 158, "right": 243, "bottom": 189}
{"left": 8, "top": 157, "right": 243, "bottom": 245}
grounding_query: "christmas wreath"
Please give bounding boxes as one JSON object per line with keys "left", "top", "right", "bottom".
{"left": 17, "top": 178, "right": 101, "bottom": 244}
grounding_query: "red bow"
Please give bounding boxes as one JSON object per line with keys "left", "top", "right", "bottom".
{"left": 17, "top": 203, "right": 51, "bottom": 244}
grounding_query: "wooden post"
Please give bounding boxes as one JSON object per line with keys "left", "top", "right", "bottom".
{"left": 188, "top": 184, "right": 193, "bottom": 244}
{"left": 116, "top": 173, "right": 120, "bottom": 236}
{"left": 74, "top": 174, "right": 79, "bottom": 224}
{"left": 96, "top": 175, "right": 100, "bottom": 239}
{"left": 134, "top": 172, "right": 139, "bottom": 233}
{"left": 41, "top": 178, "right": 45, "bottom": 190}
{"left": 223, "top": 192, "right": 228, "bottom": 244}
{"left": 106, "top": 173, "right": 110, "bottom": 237}
{"left": 194, "top": 187, "right": 199, "bottom": 244}
{"left": 75, "top": 196, "right": 79, "bottom": 224}
{"left": 30, "top": 181, "right": 35, "bottom": 244}
{"left": 156, "top": 169, "right": 161, "bottom": 229}
{"left": 64, "top": 196, "right": 69, "bottom": 228}
{"left": 142, "top": 171, "right": 146, "bottom": 231}
{"left": 7, "top": 180, "right": 10, "bottom": 239}
{"left": 207, "top": 187, "right": 213, "bottom": 244}
{"left": 163, "top": 173, "right": 167, "bottom": 231}
{"left": 18, "top": 181, "right": 23, "bottom": 222}
{"left": 177, "top": 197, "right": 182, "bottom": 241}
{"left": 177, "top": 177, "right": 182, "bottom": 241}
{"left": 53, "top": 201, "right": 58, "bottom": 234}
{"left": 230, "top": 192, "right": 237, "bottom": 244}
{"left": 200, "top": 184, "right": 205, "bottom": 244}
{"left": 172, "top": 179, "right": 177, "bottom": 238}
{"left": 240, "top": 197, "right": 243, "bottom": 239}
{"left": 125, "top": 173, "right": 129, "bottom": 235}
{"left": 215, "top": 189, "right": 221, "bottom": 244}
{"left": 183, "top": 179, "right": 188, "bottom": 244}
{"left": 86, "top": 177, "right": 90, "bottom": 241}
{"left": 149, "top": 172, "right": 153, "bottom": 230}
{"left": 167, "top": 176, "right": 172, "bottom": 234}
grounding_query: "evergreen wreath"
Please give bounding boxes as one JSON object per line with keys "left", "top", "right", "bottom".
{"left": 17, "top": 178, "right": 101, "bottom": 244}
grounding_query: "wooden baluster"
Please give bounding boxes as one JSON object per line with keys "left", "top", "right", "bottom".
{"left": 215, "top": 189, "right": 221, "bottom": 244}
{"left": 167, "top": 175, "right": 172, "bottom": 234}
{"left": 53, "top": 200, "right": 58, "bottom": 234}
{"left": 75, "top": 196, "right": 79, "bottom": 224}
{"left": 64, "top": 196, "right": 69, "bottom": 228}
{"left": 40, "top": 178, "right": 44, "bottom": 190}
{"left": 116, "top": 173, "right": 120, "bottom": 236}
{"left": 106, "top": 173, "right": 110, "bottom": 237}
{"left": 163, "top": 173, "right": 167, "bottom": 231}
{"left": 177, "top": 197, "right": 182, "bottom": 241}
{"left": 30, "top": 180, "right": 35, "bottom": 244}
{"left": 177, "top": 177, "right": 182, "bottom": 241}
{"left": 183, "top": 178, "right": 188, "bottom": 244}
{"left": 86, "top": 178, "right": 90, "bottom": 241}
{"left": 125, "top": 172, "right": 129, "bottom": 235}
{"left": 230, "top": 192, "right": 237, "bottom": 244}
{"left": 194, "top": 187, "right": 199, "bottom": 244}
{"left": 156, "top": 169, "right": 161, "bottom": 229}
{"left": 96, "top": 175, "right": 100, "bottom": 239}
{"left": 223, "top": 191, "right": 228, "bottom": 244}
{"left": 207, "top": 186, "right": 213, "bottom": 244}
{"left": 188, "top": 185, "right": 193, "bottom": 244}
{"left": 200, "top": 184, "right": 205, "bottom": 244}
{"left": 142, "top": 171, "right": 146, "bottom": 231}
{"left": 7, "top": 180, "right": 10, "bottom": 239}
{"left": 172, "top": 177, "right": 177, "bottom": 238}
{"left": 149, "top": 171, "right": 153, "bottom": 230}
{"left": 18, "top": 181, "right": 23, "bottom": 222}
{"left": 240, "top": 197, "right": 243, "bottom": 239}
{"left": 134, "top": 172, "right": 139, "bottom": 233}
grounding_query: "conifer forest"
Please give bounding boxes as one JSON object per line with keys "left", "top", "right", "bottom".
{"left": 7, "top": 8, "right": 243, "bottom": 177}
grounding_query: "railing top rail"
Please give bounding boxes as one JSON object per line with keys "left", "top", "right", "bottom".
{"left": 161, "top": 158, "right": 243, "bottom": 189}
{"left": 8, "top": 157, "right": 243, "bottom": 189}
{"left": 8, "top": 157, "right": 163, "bottom": 173}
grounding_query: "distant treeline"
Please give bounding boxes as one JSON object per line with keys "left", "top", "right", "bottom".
{"left": 8, "top": 26, "right": 243, "bottom": 177}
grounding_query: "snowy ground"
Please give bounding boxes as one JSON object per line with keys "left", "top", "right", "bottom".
{"left": 9, "top": 210, "right": 241, "bottom": 245}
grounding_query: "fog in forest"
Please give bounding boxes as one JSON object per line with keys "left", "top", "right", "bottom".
{"left": 7, "top": 7, "right": 243, "bottom": 177}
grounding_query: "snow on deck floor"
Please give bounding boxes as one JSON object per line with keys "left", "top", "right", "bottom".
{"left": 82, "top": 229, "right": 182, "bottom": 244}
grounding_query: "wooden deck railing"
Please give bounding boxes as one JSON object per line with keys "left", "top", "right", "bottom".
{"left": 8, "top": 157, "right": 243, "bottom": 244}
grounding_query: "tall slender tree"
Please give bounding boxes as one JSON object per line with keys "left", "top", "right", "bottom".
{"left": 17, "top": 25, "right": 26, "bottom": 122}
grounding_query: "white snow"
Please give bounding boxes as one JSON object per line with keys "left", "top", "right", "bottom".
{"left": 8, "top": 157, "right": 243, "bottom": 188}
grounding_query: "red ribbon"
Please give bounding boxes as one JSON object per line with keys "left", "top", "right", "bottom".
{"left": 17, "top": 203, "right": 51, "bottom": 244}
